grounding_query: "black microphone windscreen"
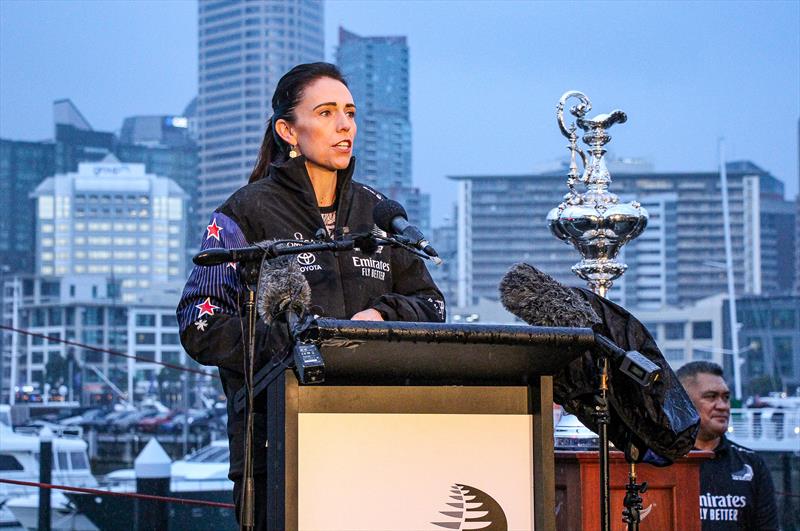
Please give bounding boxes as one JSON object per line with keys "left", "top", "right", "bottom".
{"left": 256, "top": 250, "right": 312, "bottom": 324}
{"left": 499, "top": 263, "right": 601, "bottom": 328}
{"left": 372, "top": 199, "right": 407, "bottom": 233}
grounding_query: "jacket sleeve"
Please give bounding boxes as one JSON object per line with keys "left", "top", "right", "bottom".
{"left": 370, "top": 250, "right": 446, "bottom": 323}
{"left": 176, "top": 212, "right": 267, "bottom": 373}
{"left": 752, "top": 453, "right": 779, "bottom": 530}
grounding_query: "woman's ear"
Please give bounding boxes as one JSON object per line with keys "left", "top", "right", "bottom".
{"left": 274, "top": 118, "right": 297, "bottom": 146}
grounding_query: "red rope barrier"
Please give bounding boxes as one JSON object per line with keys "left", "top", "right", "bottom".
{"left": 0, "top": 477, "right": 235, "bottom": 509}
{"left": 0, "top": 324, "right": 216, "bottom": 378}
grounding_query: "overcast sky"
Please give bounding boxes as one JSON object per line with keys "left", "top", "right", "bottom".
{"left": 1, "top": 0, "right": 798, "bottom": 225}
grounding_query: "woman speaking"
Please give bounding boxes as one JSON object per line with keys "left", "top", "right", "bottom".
{"left": 176, "top": 62, "right": 445, "bottom": 528}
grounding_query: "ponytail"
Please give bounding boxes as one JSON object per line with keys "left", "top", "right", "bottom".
{"left": 248, "top": 117, "right": 284, "bottom": 183}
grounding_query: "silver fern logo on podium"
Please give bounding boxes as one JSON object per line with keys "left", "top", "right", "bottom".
{"left": 431, "top": 483, "right": 508, "bottom": 530}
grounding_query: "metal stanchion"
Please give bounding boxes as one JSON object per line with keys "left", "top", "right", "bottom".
{"left": 38, "top": 426, "right": 53, "bottom": 531}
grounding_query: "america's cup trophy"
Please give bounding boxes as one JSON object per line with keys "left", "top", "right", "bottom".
{"left": 547, "top": 91, "right": 649, "bottom": 531}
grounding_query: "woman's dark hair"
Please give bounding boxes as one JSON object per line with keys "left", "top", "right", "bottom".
{"left": 248, "top": 62, "right": 348, "bottom": 183}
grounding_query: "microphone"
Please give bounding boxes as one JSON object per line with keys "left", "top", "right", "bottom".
{"left": 499, "top": 263, "right": 660, "bottom": 385}
{"left": 499, "top": 262, "right": 601, "bottom": 329}
{"left": 373, "top": 199, "right": 441, "bottom": 263}
{"left": 255, "top": 255, "right": 323, "bottom": 383}
{"left": 256, "top": 255, "right": 311, "bottom": 324}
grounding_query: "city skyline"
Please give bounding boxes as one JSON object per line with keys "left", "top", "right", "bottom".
{"left": 1, "top": 0, "right": 798, "bottom": 226}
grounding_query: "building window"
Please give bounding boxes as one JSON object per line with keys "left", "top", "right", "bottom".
{"left": 83, "top": 307, "right": 104, "bottom": 325}
{"left": 48, "top": 308, "right": 62, "bottom": 326}
{"left": 82, "top": 330, "right": 104, "bottom": 345}
{"left": 136, "top": 314, "right": 156, "bottom": 327}
{"left": 771, "top": 309, "right": 795, "bottom": 329}
{"left": 136, "top": 351, "right": 156, "bottom": 362}
{"left": 161, "top": 314, "right": 178, "bottom": 327}
{"left": 773, "top": 337, "right": 794, "bottom": 375}
{"left": 162, "top": 351, "right": 181, "bottom": 364}
{"left": 0, "top": 454, "right": 24, "bottom": 471}
{"left": 664, "top": 349, "right": 684, "bottom": 362}
{"left": 136, "top": 333, "right": 156, "bottom": 345}
{"left": 692, "top": 349, "right": 712, "bottom": 360}
{"left": 692, "top": 321, "right": 713, "bottom": 339}
{"left": 664, "top": 322, "right": 684, "bottom": 340}
{"left": 161, "top": 333, "right": 180, "bottom": 345}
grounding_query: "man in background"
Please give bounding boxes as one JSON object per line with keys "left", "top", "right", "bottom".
{"left": 677, "top": 361, "right": 778, "bottom": 530}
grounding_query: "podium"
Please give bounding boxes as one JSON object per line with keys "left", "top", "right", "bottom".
{"left": 555, "top": 450, "right": 713, "bottom": 530}
{"left": 256, "top": 320, "right": 595, "bottom": 530}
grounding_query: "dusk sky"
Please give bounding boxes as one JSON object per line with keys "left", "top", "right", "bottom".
{"left": 1, "top": 0, "right": 798, "bottom": 225}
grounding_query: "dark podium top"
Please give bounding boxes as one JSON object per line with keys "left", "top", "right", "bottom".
{"left": 310, "top": 319, "right": 596, "bottom": 385}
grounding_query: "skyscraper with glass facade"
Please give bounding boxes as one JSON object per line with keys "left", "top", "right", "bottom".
{"left": 336, "top": 27, "right": 430, "bottom": 232}
{"left": 197, "top": 0, "right": 324, "bottom": 220}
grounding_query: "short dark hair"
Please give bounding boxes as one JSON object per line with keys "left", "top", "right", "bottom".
{"left": 676, "top": 361, "right": 724, "bottom": 384}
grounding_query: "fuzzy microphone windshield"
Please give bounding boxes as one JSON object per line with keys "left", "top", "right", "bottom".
{"left": 499, "top": 262, "right": 601, "bottom": 328}
{"left": 256, "top": 253, "right": 312, "bottom": 324}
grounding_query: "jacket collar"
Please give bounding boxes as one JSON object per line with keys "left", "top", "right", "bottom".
{"left": 714, "top": 434, "right": 731, "bottom": 455}
{"left": 268, "top": 155, "right": 356, "bottom": 211}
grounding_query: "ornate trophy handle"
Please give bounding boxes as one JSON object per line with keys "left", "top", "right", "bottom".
{"left": 557, "top": 90, "right": 592, "bottom": 139}
{"left": 557, "top": 91, "right": 592, "bottom": 193}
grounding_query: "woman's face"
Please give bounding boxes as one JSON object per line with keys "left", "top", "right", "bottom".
{"left": 278, "top": 76, "right": 357, "bottom": 173}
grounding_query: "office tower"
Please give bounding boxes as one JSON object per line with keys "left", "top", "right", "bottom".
{"left": 0, "top": 140, "right": 55, "bottom": 274}
{"left": 0, "top": 100, "right": 199, "bottom": 275}
{"left": 116, "top": 113, "right": 200, "bottom": 265}
{"left": 617, "top": 194, "right": 680, "bottom": 309}
{"left": 120, "top": 115, "right": 195, "bottom": 148}
{"left": 336, "top": 27, "right": 430, "bottom": 230}
{"left": 197, "top": 0, "right": 324, "bottom": 219}
{"left": 451, "top": 161, "right": 795, "bottom": 307}
{"left": 31, "top": 156, "right": 188, "bottom": 302}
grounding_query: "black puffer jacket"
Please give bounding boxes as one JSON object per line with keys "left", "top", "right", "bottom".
{"left": 177, "top": 156, "right": 445, "bottom": 479}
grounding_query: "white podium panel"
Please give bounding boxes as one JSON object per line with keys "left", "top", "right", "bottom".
{"left": 298, "top": 413, "right": 534, "bottom": 531}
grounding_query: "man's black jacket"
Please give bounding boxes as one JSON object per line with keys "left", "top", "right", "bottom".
{"left": 698, "top": 435, "right": 778, "bottom": 530}
{"left": 176, "top": 156, "right": 445, "bottom": 479}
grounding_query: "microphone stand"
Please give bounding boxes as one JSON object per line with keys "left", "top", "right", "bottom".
{"left": 594, "top": 354, "right": 611, "bottom": 531}
{"left": 622, "top": 443, "right": 647, "bottom": 531}
{"left": 240, "top": 277, "right": 259, "bottom": 531}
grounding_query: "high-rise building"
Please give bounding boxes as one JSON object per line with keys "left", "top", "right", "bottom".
{"left": 617, "top": 194, "right": 679, "bottom": 309}
{"left": 0, "top": 140, "right": 55, "bottom": 274}
{"left": 31, "top": 157, "right": 188, "bottom": 302}
{"left": 336, "top": 27, "right": 430, "bottom": 230}
{"left": 115, "top": 114, "right": 200, "bottom": 265}
{"left": 196, "top": 0, "right": 325, "bottom": 219}
{"left": 451, "top": 161, "right": 795, "bottom": 307}
{"left": 0, "top": 100, "right": 199, "bottom": 275}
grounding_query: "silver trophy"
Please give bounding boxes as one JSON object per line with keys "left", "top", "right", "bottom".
{"left": 547, "top": 91, "right": 648, "bottom": 297}
{"left": 547, "top": 92, "right": 651, "bottom": 530}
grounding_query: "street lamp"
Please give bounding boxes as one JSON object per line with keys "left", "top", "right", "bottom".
{"left": 701, "top": 253, "right": 743, "bottom": 401}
